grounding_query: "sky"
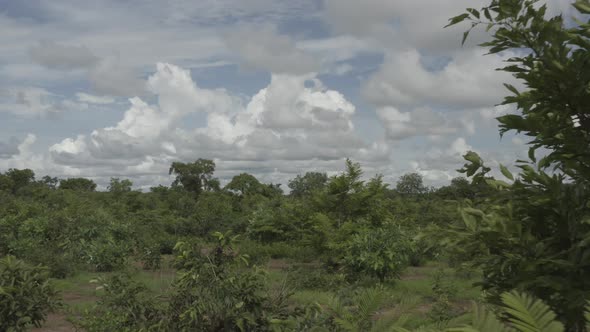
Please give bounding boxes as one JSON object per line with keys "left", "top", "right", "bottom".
{"left": 0, "top": 0, "right": 576, "bottom": 190}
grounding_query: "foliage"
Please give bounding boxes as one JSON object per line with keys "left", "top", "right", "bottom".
{"left": 442, "top": 0, "right": 590, "bottom": 329}
{"left": 169, "top": 159, "right": 219, "bottom": 196}
{"left": 167, "top": 232, "right": 291, "bottom": 331}
{"left": 0, "top": 256, "right": 60, "bottom": 332}
{"left": 326, "top": 287, "right": 402, "bottom": 332}
{"left": 75, "top": 272, "right": 163, "bottom": 332}
{"left": 396, "top": 173, "right": 428, "bottom": 196}
{"left": 108, "top": 177, "right": 133, "bottom": 193}
{"left": 225, "top": 173, "right": 265, "bottom": 196}
{"left": 59, "top": 177, "right": 97, "bottom": 191}
{"left": 429, "top": 269, "right": 458, "bottom": 323}
{"left": 288, "top": 172, "right": 329, "bottom": 198}
{"left": 339, "top": 226, "right": 411, "bottom": 282}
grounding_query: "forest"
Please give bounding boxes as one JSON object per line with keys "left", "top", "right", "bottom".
{"left": 1, "top": 0, "right": 590, "bottom": 331}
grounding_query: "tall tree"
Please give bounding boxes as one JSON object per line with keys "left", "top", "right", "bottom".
{"left": 3, "top": 168, "right": 35, "bottom": 194}
{"left": 225, "top": 173, "right": 263, "bottom": 196}
{"left": 169, "top": 159, "right": 219, "bottom": 196}
{"left": 395, "top": 172, "right": 426, "bottom": 196}
{"left": 288, "top": 172, "right": 328, "bottom": 197}
{"left": 108, "top": 178, "right": 133, "bottom": 193}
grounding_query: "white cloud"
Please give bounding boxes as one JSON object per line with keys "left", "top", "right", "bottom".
{"left": 376, "top": 106, "right": 463, "bottom": 141}
{"left": 363, "top": 48, "right": 513, "bottom": 110}
{"left": 48, "top": 63, "right": 381, "bottom": 185}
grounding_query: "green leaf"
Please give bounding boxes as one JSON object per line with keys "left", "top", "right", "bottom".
{"left": 528, "top": 147, "right": 536, "bottom": 163}
{"left": 467, "top": 8, "right": 480, "bottom": 19}
{"left": 573, "top": 0, "right": 590, "bottom": 14}
{"left": 462, "top": 30, "right": 471, "bottom": 45}
{"left": 445, "top": 13, "right": 471, "bottom": 27}
{"left": 500, "top": 292, "right": 564, "bottom": 332}
{"left": 500, "top": 164, "right": 514, "bottom": 181}
{"left": 464, "top": 151, "right": 482, "bottom": 165}
{"left": 503, "top": 83, "right": 520, "bottom": 95}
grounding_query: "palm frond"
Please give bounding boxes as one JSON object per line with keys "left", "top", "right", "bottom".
{"left": 500, "top": 292, "right": 563, "bottom": 332}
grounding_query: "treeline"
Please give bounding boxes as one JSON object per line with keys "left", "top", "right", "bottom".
{"left": 0, "top": 157, "right": 485, "bottom": 278}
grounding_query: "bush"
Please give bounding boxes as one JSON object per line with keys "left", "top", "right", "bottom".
{"left": 0, "top": 256, "right": 60, "bottom": 332}
{"left": 74, "top": 273, "right": 163, "bottom": 332}
{"left": 339, "top": 226, "right": 411, "bottom": 282}
{"left": 136, "top": 242, "right": 162, "bottom": 270}
{"left": 428, "top": 269, "right": 458, "bottom": 323}
{"left": 80, "top": 239, "right": 130, "bottom": 272}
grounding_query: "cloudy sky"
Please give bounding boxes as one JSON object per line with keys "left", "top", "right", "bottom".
{"left": 0, "top": 0, "right": 575, "bottom": 189}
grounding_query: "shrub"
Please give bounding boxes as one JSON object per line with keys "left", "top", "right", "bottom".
{"left": 136, "top": 243, "right": 162, "bottom": 270}
{"left": 339, "top": 226, "right": 411, "bottom": 282}
{"left": 0, "top": 256, "right": 60, "bottom": 332}
{"left": 74, "top": 273, "right": 163, "bottom": 331}
{"left": 428, "top": 269, "right": 458, "bottom": 323}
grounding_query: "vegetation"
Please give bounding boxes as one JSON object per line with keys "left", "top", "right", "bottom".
{"left": 0, "top": 256, "right": 60, "bottom": 331}
{"left": 0, "top": 0, "right": 589, "bottom": 331}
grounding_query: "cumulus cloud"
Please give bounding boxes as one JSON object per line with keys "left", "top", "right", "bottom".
{"left": 377, "top": 106, "right": 465, "bottom": 141}
{"left": 225, "top": 25, "right": 319, "bottom": 75}
{"left": 49, "top": 63, "right": 378, "bottom": 184}
{"left": 363, "top": 49, "right": 513, "bottom": 110}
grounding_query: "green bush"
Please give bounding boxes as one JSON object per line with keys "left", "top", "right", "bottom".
{"left": 339, "top": 226, "right": 411, "bottom": 282}
{"left": 74, "top": 273, "right": 163, "bottom": 332}
{"left": 0, "top": 256, "right": 60, "bottom": 332}
{"left": 80, "top": 239, "right": 130, "bottom": 272}
{"left": 428, "top": 269, "right": 458, "bottom": 323}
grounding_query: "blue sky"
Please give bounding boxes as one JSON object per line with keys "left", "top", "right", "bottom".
{"left": 0, "top": 0, "right": 574, "bottom": 189}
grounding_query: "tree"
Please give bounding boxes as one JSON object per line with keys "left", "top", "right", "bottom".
{"left": 288, "top": 172, "right": 328, "bottom": 197}
{"left": 224, "top": 173, "right": 263, "bottom": 196}
{"left": 40, "top": 176, "right": 59, "bottom": 190}
{"left": 1, "top": 168, "right": 35, "bottom": 194}
{"left": 59, "top": 178, "right": 97, "bottom": 192}
{"left": 108, "top": 178, "right": 133, "bottom": 193}
{"left": 440, "top": 1, "right": 590, "bottom": 329}
{"left": 169, "top": 159, "right": 219, "bottom": 196}
{"left": 395, "top": 172, "right": 426, "bottom": 196}
{"left": 322, "top": 159, "right": 365, "bottom": 226}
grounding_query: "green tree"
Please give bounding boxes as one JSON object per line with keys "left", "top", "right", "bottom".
{"left": 1, "top": 168, "right": 35, "bottom": 194}
{"left": 107, "top": 178, "right": 133, "bottom": 193}
{"left": 224, "top": 173, "right": 263, "bottom": 196}
{"left": 288, "top": 172, "right": 328, "bottom": 197}
{"left": 40, "top": 176, "right": 59, "bottom": 190}
{"left": 322, "top": 159, "right": 365, "bottom": 227}
{"left": 395, "top": 172, "right": 427, "bottom": 196}
{"left": 169, "top": 159, "right": 219, "bottom": 196}
{"left": 59, "top": 177, "right": 97, "bottom": 191}
{"left": 441, "top": 1, "right": 590, "bottom": 330}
